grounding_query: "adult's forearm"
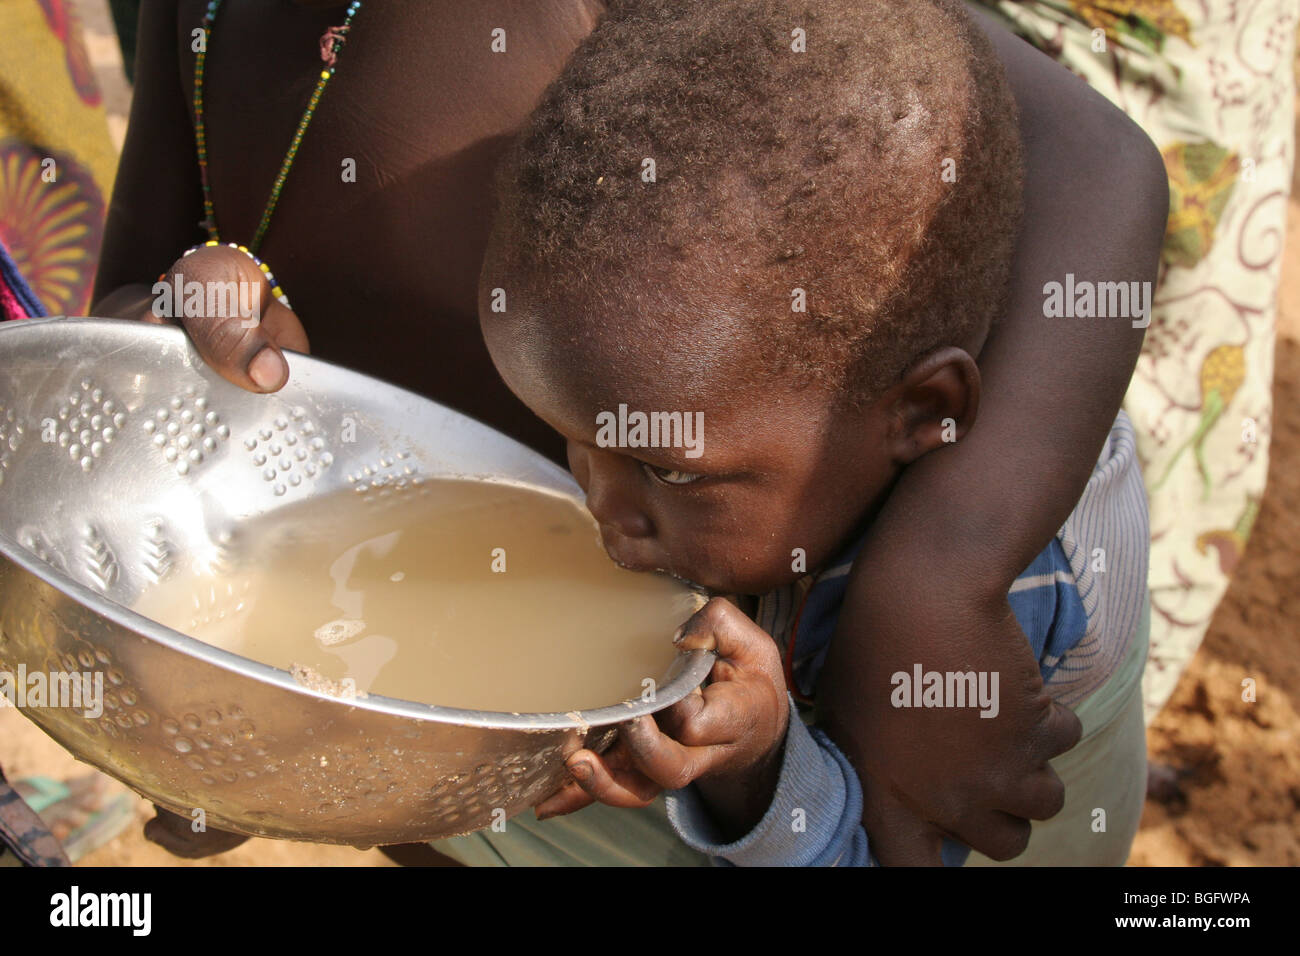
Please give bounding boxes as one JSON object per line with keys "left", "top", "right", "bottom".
{"left": 861, "top": 15, "right": 1168, "bottom": 591}
{"left": 93, "top": 0, "right": 205, "bottom": 303}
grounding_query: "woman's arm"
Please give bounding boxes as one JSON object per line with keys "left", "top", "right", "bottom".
{"left": 92, "top": 0, "right": 309, "bottom": 393}
{"left": 819, "top": 12, "right": 1169, "bottom": 864}
{"left": 93, "top": 0, "right": 205, "bottom": 316}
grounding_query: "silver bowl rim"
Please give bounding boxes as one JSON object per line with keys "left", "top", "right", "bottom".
{"left": 0, "top": 316, "right": 715, "bottom": 731}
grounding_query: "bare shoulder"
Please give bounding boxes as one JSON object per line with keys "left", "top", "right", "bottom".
{"left": 965, "top": 4, "right": 1168, "bottom": 225}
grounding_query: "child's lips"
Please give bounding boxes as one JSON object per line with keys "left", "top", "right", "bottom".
{"left": 601, "top": 536, "right": 708, "bottom": 591}
{"left": 603, "top": 540, "right": 655, "bottom": 572}
{"left": 600, "top": 530, "right": 668, "bottom": 574}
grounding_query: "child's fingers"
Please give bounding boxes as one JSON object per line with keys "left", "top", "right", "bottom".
{"left": 675, "top": 679, "right": 773, "bottom": 747}
{"left": 653, "top": 685, "right": 705, "bottom": 740}
{"left": 677, "top": 598, "right": 784, "bottom": 685}
{"left": 632, "top": 683, "right": 785, "bottom": 784}
{"left": 655, "top": 680, "right": 754, "bottom": 748}
{"left": 533, "top": 780, "right": 594, "bottom": 820}
{"left": 548, "top": 603, "right": 790, "bottom": 805}
{"left": 563, "top": 749, "right": 662, "bottom": 809}
{"left": 619, "top": 715, "right": 717, "bottom": 790}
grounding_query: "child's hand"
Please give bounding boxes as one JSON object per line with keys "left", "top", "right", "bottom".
{"left": 534, "top": 598, "right": 790, "bottom": 838}
{"left": 148, "top": 244, "right": 309, "bottom": 393}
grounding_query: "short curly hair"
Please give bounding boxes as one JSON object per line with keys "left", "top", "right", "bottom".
{"left": 488, "top": 0, "right": 1024, "bottom": 406}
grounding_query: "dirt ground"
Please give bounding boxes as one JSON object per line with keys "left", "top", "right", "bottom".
{"left": 1, "top": 1, "right": 1296, "bottom": 867}
{"left": 1125, "top": 41, "right": 1300, "bottom": 866}
{"left": 1126, "top": 141, "right": 1300, "bottom": 869}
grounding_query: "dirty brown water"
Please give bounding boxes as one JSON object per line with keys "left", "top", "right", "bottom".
{"left": 135, "top": 479, "right": 700, "bottom": 712}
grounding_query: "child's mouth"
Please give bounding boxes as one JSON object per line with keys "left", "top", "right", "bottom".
{"left": 604, "top": 544, "right": 709, "bottom": 593}
{"left": 606, "top": 548, "right": 657, "bottom": 575}
{"left": 661, "top": 569, "right": 711, "bottom": 593}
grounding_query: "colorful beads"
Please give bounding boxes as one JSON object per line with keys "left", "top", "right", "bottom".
{"left": 180, "top": 241, "right": 293, "bottom": 311}
{"left": 191, "top": 0, "right": 362, "bottom": 255}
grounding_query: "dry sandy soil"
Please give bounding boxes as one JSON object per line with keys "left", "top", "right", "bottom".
{"left": 1127, "top": 137, "right": 1300, "bottom": 870}
{"left": 0, "top": 1, "right": 1295, "bottom": 867}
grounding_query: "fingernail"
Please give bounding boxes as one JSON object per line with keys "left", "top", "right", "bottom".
{"left": 568, "top": 761, "right": 592, "bottom": 782}
{"left": 672, "top": 626, "right": 685, "bottom": 645}
{"left": 248, "top": 348, "right": 285, "bottom": 391}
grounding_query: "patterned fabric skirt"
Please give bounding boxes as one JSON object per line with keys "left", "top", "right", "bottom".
{"left": 0, "top": 0, "right": 116, "bottom": 864}
{"left": 0, "top": 0, "right": 116, "bottom": 318}
{"left": 972, "top": 0, "right": 1297, "bottom": 720}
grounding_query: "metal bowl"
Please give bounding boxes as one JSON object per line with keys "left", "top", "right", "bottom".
{"left": 0, "top": 317, "right": 711, "bottom": 846}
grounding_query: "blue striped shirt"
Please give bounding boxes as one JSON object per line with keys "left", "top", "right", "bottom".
{"left": 665, "top": 410, "right": 1149, "bottom": 866}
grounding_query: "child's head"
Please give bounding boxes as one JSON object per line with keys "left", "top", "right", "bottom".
{"left": 479, "top": 0, "right": 1023, "bottom": 594}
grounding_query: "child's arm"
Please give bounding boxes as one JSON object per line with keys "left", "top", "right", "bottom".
{"left": 816, "top": 12, "right": 1170, "bottom": 864}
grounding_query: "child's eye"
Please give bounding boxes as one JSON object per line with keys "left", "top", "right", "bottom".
{"left": 642, "top": 463, "right": 703, "bottom": 486}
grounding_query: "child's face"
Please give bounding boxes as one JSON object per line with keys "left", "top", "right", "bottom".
{"left": 480, "top": 274, "right": 902, "bottom": 595}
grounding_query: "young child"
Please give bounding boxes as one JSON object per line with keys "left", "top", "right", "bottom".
{"left": 446, "top": 0, "right": 1152, "bottom": 866}
{"left": 94, "top": 0, "right": 1166, "bottom": 863}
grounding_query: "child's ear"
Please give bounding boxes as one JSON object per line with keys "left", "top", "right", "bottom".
{"left": 883, "top": 346, "right": 981, "bottom": 465}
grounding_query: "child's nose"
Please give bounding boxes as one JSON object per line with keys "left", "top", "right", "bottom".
{"left": 575, "top": 446, "right": 654, "bottom": 538}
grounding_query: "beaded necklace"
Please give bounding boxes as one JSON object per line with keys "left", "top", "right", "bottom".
{"left": 193, "top": 0, "right": 363, "bottom": 255}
